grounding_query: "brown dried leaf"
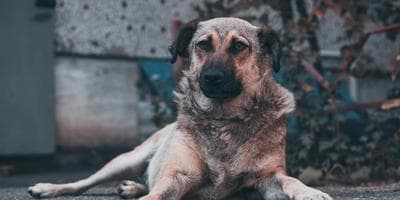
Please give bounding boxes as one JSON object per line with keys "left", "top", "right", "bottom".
{"left": 314, "top": 8, "right": 326, "bottom": 19}
{"left": 350, "top": 166, "right": 371, "bottom": 182}
{"left": 389, "top": 53, "right": 400, "bottom": 80}
{"left": 394, "top": 129, "right": 400, "bottom": 143}
{"left": 299, "top": 167, "right": 323, "bottom": 184}
{"left": 381, "top": 98, "right": 400, "bottom": 110}
{"left": 302, "top": 83, "right": 313, "bottom": 93}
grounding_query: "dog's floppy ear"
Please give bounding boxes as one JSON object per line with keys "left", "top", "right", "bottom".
{"left": 257, "top": 27, "right": 282, "bottom": 73}
{"left": 168, "top": 20, "right": 199, "bottom": 64}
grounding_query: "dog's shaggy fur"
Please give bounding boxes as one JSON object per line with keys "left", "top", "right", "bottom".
{"left": 29, "top": 18, "right": 332, "bottom": 200}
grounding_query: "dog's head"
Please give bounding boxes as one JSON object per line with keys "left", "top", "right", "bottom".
{"left": 170, "top": 17, "right": 282, "bottom": 103}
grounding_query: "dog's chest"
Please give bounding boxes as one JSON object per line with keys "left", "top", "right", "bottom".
{"left": 199, "top": 132, "right": 262, "bottom": 192}
{"left": 207, "top": 159, "right": 253, "bottom": 185}
{"left": 189, "top": 159, "right": 260, "bottom": 200}
{"left": 202, "top": 129, "right": 239, "bottom": 161}
{"left": 193, "top": 119, "right": 265, "bottom": 161}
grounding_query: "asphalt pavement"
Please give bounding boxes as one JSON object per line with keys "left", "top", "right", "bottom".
{"left": 0, "top": 169, "right": 399, "bottom": 200}
{"left": 1, "top": 186, "right": 400, "bottom": 200}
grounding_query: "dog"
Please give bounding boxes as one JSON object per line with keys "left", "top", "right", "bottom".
{"left": 28, "top": 17, "right": 332, "bottom": 200}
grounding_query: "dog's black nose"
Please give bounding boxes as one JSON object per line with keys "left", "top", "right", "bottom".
{"left": 199, "top": 66, "right": 243, "bottom": 99}
{"left": 203, "top": 67, "right": 225, "bottom": 84}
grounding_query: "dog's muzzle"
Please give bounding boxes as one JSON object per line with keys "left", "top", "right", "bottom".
{"left": 199, "top": 66, "right": 243, "bottom": 99}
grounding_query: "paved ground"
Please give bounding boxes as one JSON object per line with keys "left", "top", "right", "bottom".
{"left": 1, "top": 186, "right": 400, "bottom": 200}
{"left": 1, "top": 169, "right": 400, "bottom": 200}
{"left": 323, "top": 186, "right": 400, "bottom": 200}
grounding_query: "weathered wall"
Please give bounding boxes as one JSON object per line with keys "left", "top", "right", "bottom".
{"left": 53, "top": 0, "right": 198, "bottom": 149}
{"left": 316, "top": 10, "right": 400, "bottom": 70}
{"left": 55, "top": 57, "right": 140, "bottom": 149}
{"left": 349, "top": 77, "right": 400, "bottom": 103}
{"left": 54, "top": 1, "right": 399, "bottom": 67}
{"left": 55, "top": 0, "right": 197, "bottom": 58}
{"left": 316, "top": 10, "right": 400, "bottom": 102}
{"left": 53, "top": 0, "right": 399, "bottom": 149}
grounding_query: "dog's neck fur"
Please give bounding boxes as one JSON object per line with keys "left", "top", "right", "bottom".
{"left": 175, "top": 74, "right": 295, "bottom": 161}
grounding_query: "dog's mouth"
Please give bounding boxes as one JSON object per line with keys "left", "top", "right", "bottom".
{"left": 200, "top": 84, "right": 243, "bottom": 99}
{"left": 199, "top": 67, "right": 243, "bottom": 100}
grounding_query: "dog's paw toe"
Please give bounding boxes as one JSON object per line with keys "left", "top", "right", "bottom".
{"left": 28, "top": 183, "right": 58, "bottom": 198}
{"left": 28, "top": 183, "right": 74, "bottom": 198}
{"left": 117, "top": 180, "right": 146, "bottom": 199}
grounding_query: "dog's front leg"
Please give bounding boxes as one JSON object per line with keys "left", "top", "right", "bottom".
{"left": 28, "top": 149, "right": 151, "bottom": 198}
{"left": 259, "top": 173, "right": 332, "bottom": 200}
{"left": 258, "top": 176, "right": 290, "bottom": 200}
{"left": 141, "top": 169, "right": 201, "bottom": 200}
{"left": 141, "top": 136, "right": 204, "bottom": 200}
{"left": 28, "top": 126, "right": 165, "bottom": 199}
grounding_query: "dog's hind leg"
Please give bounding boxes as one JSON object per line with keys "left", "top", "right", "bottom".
{"left": 28, "top": 123, "right": 175, "bottom": 199}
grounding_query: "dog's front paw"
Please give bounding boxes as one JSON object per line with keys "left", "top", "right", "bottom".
{"left": 286, "top": 186, "right": 332, "bottom": 200}
{"left": 28, "top": 183, "right": 75, "bottom": 198}
{"left": 118, "top": 180, "right": 147, "bottom": 199}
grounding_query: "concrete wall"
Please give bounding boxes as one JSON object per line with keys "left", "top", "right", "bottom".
{"left": 316, "top": 10, "right": 400, "bottom": 71}
{"left": 55, "top": 57, "right": 140, "bottom": 149}
{"left": 349, "top": 77, "right": 400, "bottom": 103}
{"left": 53, "top": 0, "right": 399, "bottom": 149}
{"left": 55, "top": 0, "right": 197, "bottom": 58}
{"left": 55, "top": 0, "right": 399, "bottom": 68}
{"left": 53, "top": 0, "right": 198, "bottom": 149}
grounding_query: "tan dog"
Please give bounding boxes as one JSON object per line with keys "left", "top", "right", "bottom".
{"left": 28, "top": 17, "right": 332, "bottom": 200}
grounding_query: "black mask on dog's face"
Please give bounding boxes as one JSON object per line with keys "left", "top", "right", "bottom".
{"left": 199, "top": 60, "right": 243, "bottom": 99}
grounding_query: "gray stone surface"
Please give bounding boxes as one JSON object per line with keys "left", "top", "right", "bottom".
{"left": 54, "top": 0, "right": 284, "bottom": 59}
{"left": 55, "top": 0, "right": 399, "bottom": 70}
{"left": 316, "top": 10, "right": 400, "bottom": 70}
{"left": 1, "top": 186, "right": 400, "bottom": 200}
{"left": 349, "top": 76, "right": 400, "bottom": 103}
{"left": 1, "top": 169, "right": 400, "bottom": 199}
{"left": 0, "top": 187, "right": 120, "bottom": 200}
{"left": 362, "top": 25, "right": 400, "bottom": 70}
{"left": 316, "top": 10, "right": 348, "bottom": 54}
{"left": 55, "top": 0, "right": 197, "bottom": 58}
{"left": 137, "top": 101, "right": 158, "bottom": 139}
{"left": 55, "top": 57, "right": 140, "bottom": 149}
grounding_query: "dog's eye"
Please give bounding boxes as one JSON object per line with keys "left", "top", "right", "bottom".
{"left": 196, "top": 40, "right": 211, "bottom": 51}
{"left": 230, "top": 41, "right": 248, "bottom": 53}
